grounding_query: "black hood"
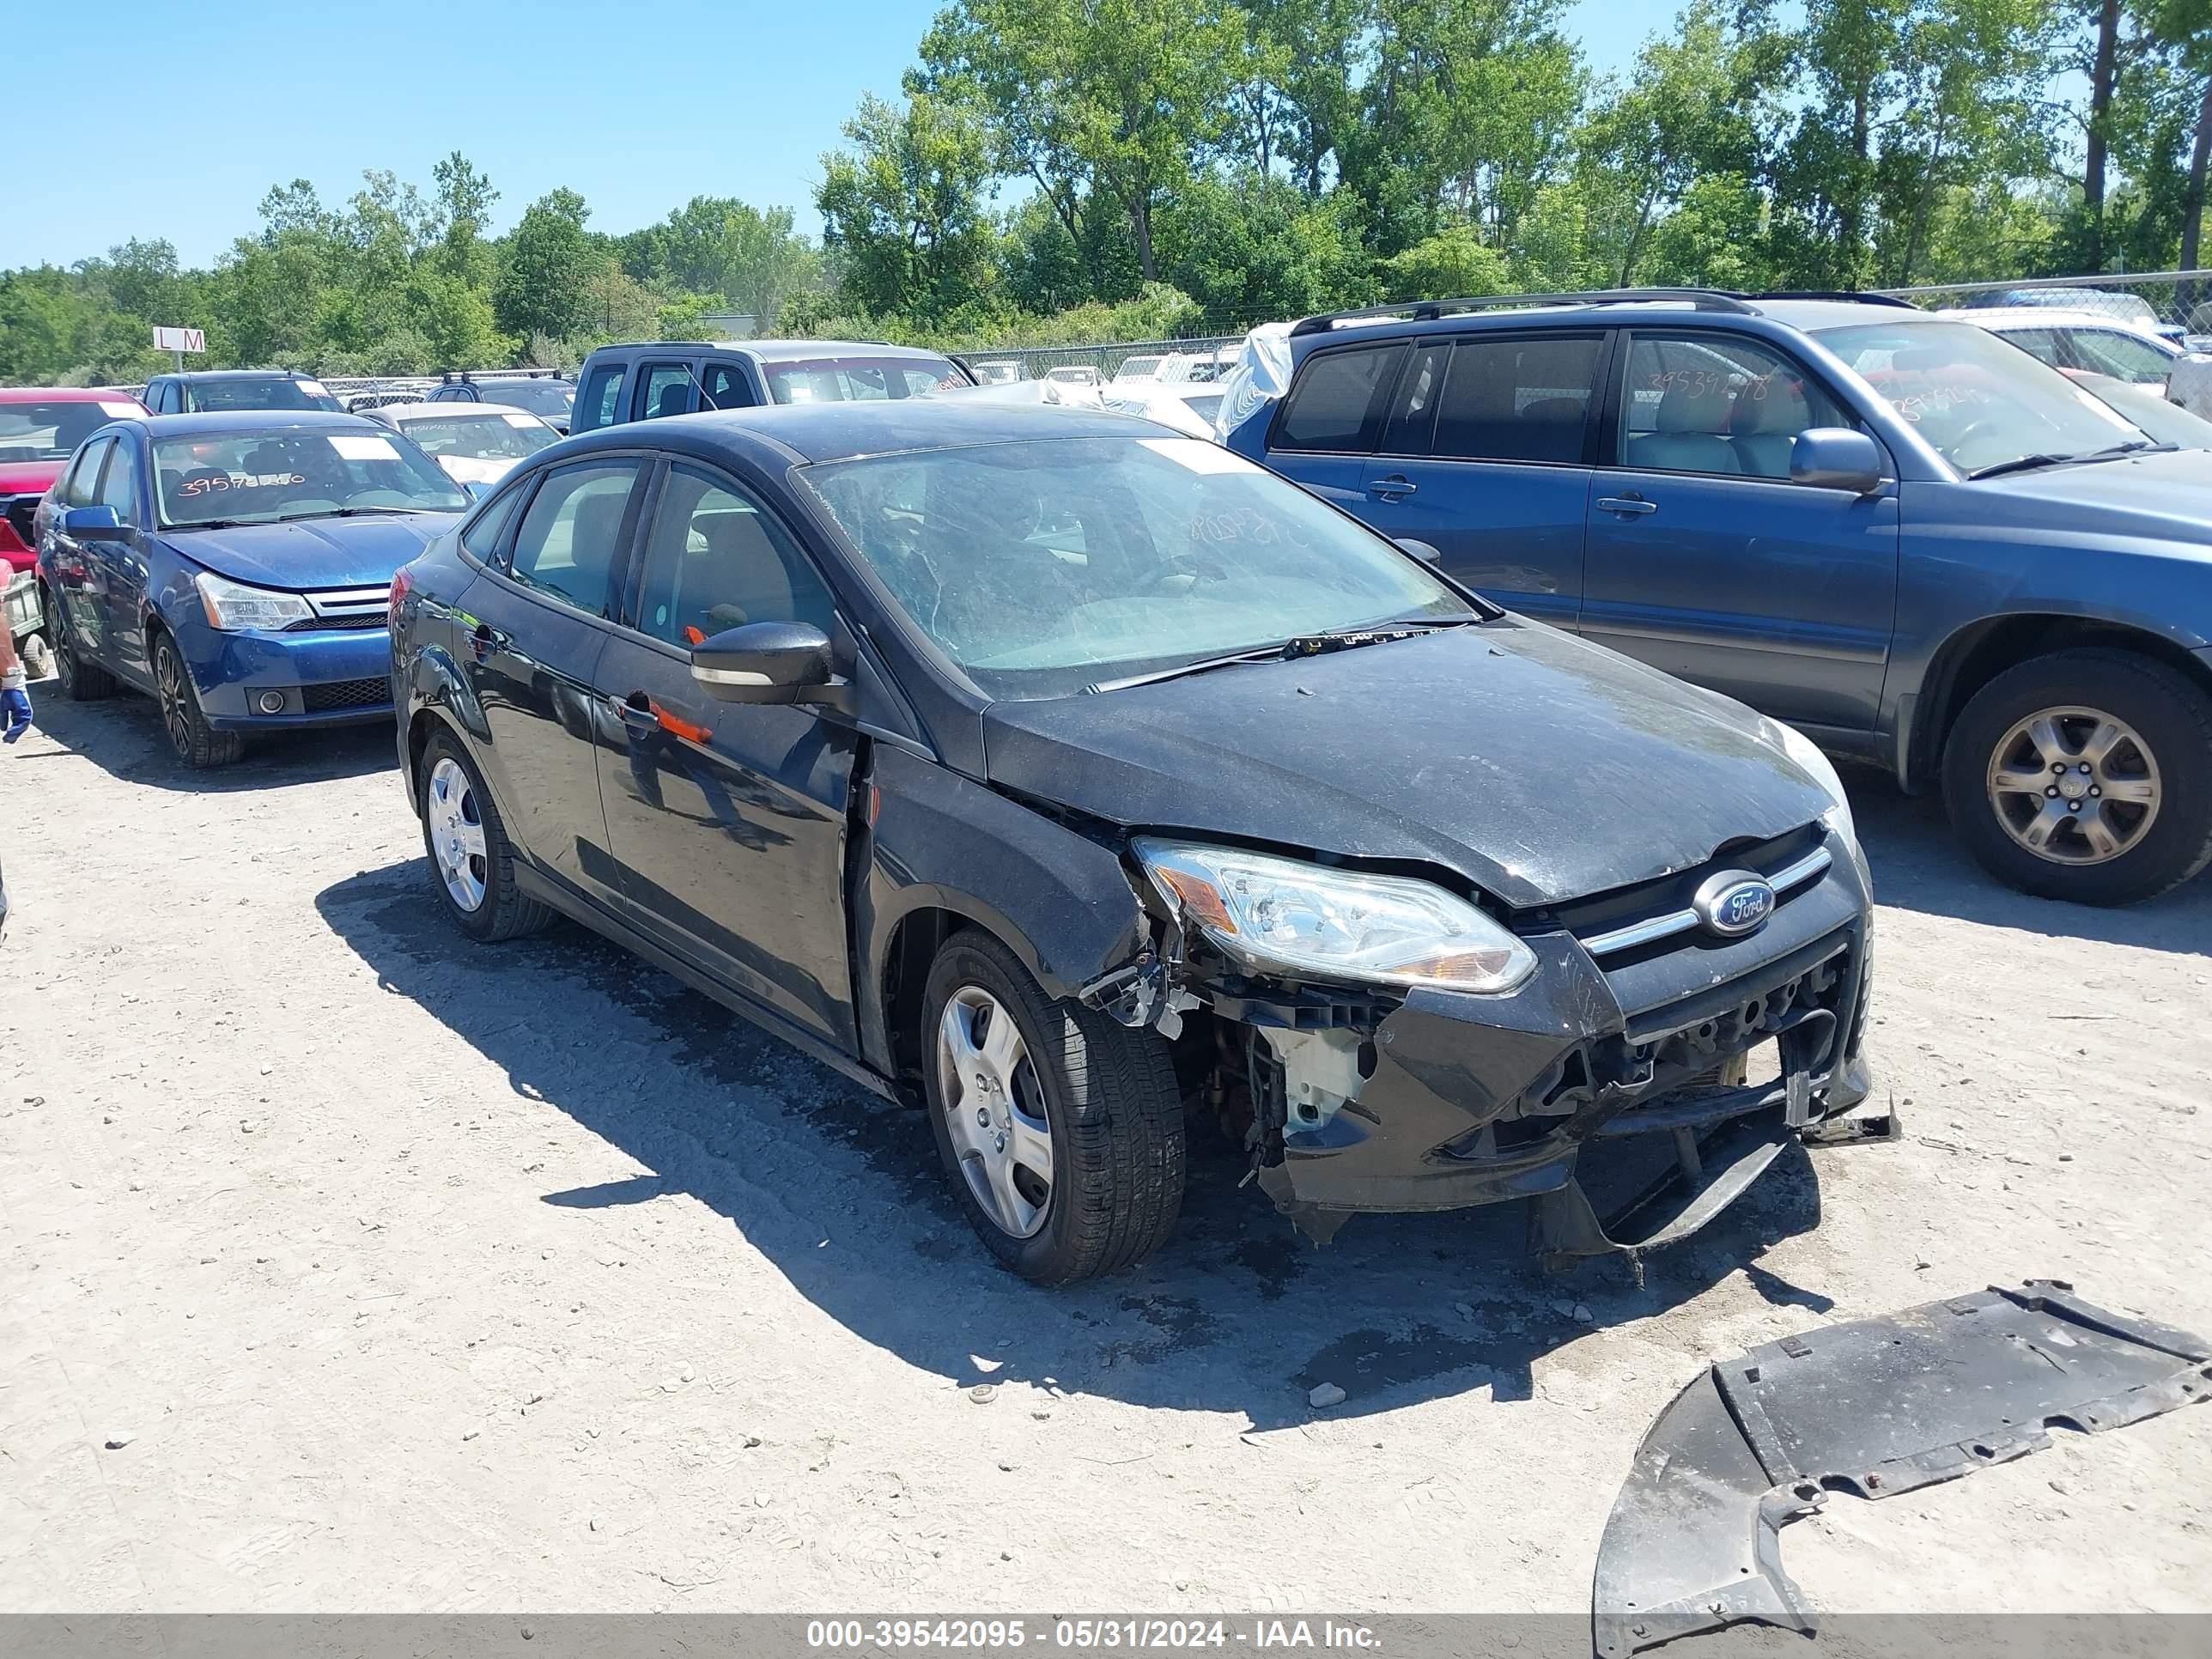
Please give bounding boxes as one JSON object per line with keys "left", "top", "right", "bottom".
{"left": 981, "top": 618, "right": 1835, "bottom": 908}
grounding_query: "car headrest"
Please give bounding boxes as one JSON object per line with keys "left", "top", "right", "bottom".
{"left": 1653, "top": 378, "right": 1732, "bottom": 433}
{"left": 1730, "top": 380, "right": 1811, "bottom": 434}
{"left": 653, "top": 382, "right": 691, "bottom": 420}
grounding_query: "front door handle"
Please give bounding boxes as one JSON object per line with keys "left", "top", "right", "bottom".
{"left": 1596, "top": 495, "right": 1658, "bottom": 518}
{"left": 617, "top": 690, "right": 712, "bottom": 745}
{"left": 1369, "top": 475, "right": 1418, "bottom": 501}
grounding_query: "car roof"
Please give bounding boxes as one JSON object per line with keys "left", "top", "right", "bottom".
{"left": 382, "top": 400, "right": 544, "bottom": 421}
{"left": 1285, "top": 292, "right": 1955, "bottom": 347}
{"left": 155, "top": 368, "right": 319, "bottom": 382}
{"left": 0, "top": 386, "right": 140, "bottom": 404}
{"left": 134, "top": 410, "right": 389, "bottom": 437}
{"left": 585, "top": 337, "right": 952, "bottom": 364}
{"left": 1940, "top": 305, "right": 2173, "bottom": 336}
{"left": 563, "top": 398, "right": 1161, "bottom": 466}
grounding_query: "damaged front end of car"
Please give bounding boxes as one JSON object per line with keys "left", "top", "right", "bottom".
{"left": 1081, "top": 819, "right": 1888, "bottom": 1272}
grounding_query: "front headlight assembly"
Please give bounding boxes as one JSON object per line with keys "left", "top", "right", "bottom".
{"left": 1133, "top": 838, "right": 1536, "bottom": 995}
{"left": 197, "top": 570, "right": 314, "bottom": 631}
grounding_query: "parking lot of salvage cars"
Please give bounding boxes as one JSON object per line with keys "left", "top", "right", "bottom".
{"left": 3, "top": 697, "right": 2208, "bottom": 1615}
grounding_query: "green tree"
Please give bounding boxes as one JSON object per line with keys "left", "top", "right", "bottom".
{"left": 817, "top": 92, "right": 1000, "bottom": 319}
{"left": 495, "top": 188, "right": 599, "bottom": 342}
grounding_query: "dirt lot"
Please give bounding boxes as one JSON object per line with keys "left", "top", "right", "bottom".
{"left": 3, "top": 684, "right": 2209, "bottom": 1620}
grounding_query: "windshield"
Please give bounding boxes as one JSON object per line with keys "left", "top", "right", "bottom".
{"left": 1816, "top": 319, "right": 2145, "bottom": 476}
{"left": 154, "top": 428, "right": 467, "bottom": 527}
{"left": 763, "top": 356, "right": 968, "bottom": 404}
{"left": 187, "top": 378, "right": 343, "bottom": 413}
{"left": 804, "top": 435, "right": 1477, "bottom": 699}
{"left": 477, "top": 380, "right": 574, "bottom": 416}
{"left": 397, "top": 410, "right": 560, "bottom": 460}
{"left": 0, "top": 399, "right": 140, "bottom": 462}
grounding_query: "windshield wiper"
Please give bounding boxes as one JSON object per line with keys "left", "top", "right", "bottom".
{"left": 276, "top": 505, "right": 424, "bottom": 522}
{"left": 1086, "top": 617, "right": 1473, "bottom": 694}
{"left": 1968, "top": 439, "right": 2173, "bottom": 480}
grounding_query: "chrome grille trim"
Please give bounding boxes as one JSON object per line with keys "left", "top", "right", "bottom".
{"left": 305, "top": 584, "right": 393, "bottom": 618}
{"left": 1582, "top": 844, "right": 1832, "bottom": 960}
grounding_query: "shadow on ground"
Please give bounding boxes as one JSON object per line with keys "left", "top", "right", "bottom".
{"left": 13, "top": 672, "right": 395, "bottom": 793}
{"left": 1842, "top": 769, "right": 2212, "bottom": 957}
{"left": 316, "top": 860, "right": 1833, "bottom": 1428}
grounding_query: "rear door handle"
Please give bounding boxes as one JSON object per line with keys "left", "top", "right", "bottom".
{"left": 1369, "top": 475, "right": 1418, "bottom": 501}
{"left": 1596, "top": 495, "right": 1657, "bottom": 518}
{"left": 470, "top": 622, "right": 510, "bottom": 659}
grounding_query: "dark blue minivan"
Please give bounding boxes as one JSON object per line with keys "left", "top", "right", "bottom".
{"left": 1223, "top": 289, "right": 2212, "bottom": 906}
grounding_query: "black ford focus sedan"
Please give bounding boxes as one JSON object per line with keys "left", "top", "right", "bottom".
{"left": 390, "top": 401, "right": 1876, "bottom": 1284}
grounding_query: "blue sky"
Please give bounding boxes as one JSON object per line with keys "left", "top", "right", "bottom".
{"left": 3, "top": 0, "right": 1680, "bottom": 271}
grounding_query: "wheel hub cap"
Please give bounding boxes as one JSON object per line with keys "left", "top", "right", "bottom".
{"left": 1986, "top": 705, "right": 2160, "bottom": 867}
{"left": 426, "top": 758, "right": 490, "bottom": 912}
{"left": 936, "top": 987, "right": 1053, "bottom": 1240}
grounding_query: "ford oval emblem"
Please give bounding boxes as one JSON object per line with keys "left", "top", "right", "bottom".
{"left": 1692, "top": 871, "right": 1776, "bottom": 939}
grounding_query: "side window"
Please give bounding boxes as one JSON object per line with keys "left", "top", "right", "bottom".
{"left": 1273, "top": 343, "right": 1405, "bottom": 453}
{"left": 635, "top": 363, "right": 696, "bottom": 422}
{"left": 633, "top": 465, "right": 836, "bottom": 647}
{"left": 95, "top": 441, "right": 139, "bottom": 523}
{"left": 459, "top": 479, "right": 526, "bottom": 564}
{"left": 505, "top": 462, "right": 639, "bottom": 617}
{"left": 64, "top": 439, "right": 112, "bottom": 507}
{"left": 1618, "top": 332, "right": 1847, "bottom": 481}
{"left": 699, "top": 362, "right": 755, "bottom": 410}
{"left": 1430, "top": 335, "right": 1602, "bottom": 464}
{"left": 574, "top": 363, "right": 625, "bottom": 431}
{"left": 2068, "top": 329, "right": 2172, "bottom": 386}
{"left": 2000, "top": 329, "right": 2065, "bottom": 369}
{"left": 1379, "top": 343, "right": 1449, "bottom": 455}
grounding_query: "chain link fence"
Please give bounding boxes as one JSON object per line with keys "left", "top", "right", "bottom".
{"left": 1870, "top": 269, "right": 2212, "bottom": 342}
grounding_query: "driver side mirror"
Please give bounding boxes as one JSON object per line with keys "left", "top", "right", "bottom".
{"left": 461, "top": 479, "right": 490, "bottom": 503}
{"left": 1395, "top": 538, "right": 1443, "bottom": 565}
{"left": 690, "top": 620, "right": 842, "bottom": 706}
{"left": 62, "top": 505, "right": 130, "bottom": 543}
{"left": 1790, "top": 428, "right": 1886, "bottom": 495}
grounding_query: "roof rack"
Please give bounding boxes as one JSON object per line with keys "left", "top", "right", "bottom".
{"left": 1289, "top": 287, "right": 1759, "bottom": 337}
{"left": 1752, "top": 289, "right": 1918, "bottom": 309}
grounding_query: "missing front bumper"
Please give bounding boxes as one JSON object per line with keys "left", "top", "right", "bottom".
{"left": 1592, "top": 1280, "right": 2212, "bottom": 1656}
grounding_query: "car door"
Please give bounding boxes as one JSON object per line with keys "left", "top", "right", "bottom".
{"left": 44, "top": 437, "right": 117, "bottom": 665}
{"left": 1354, "top": 331, "right": 1606, "bottom": 626}
{"left": 461, "top": 457, "right": 646, "bottom": 902}
{"left": 88, "top": 434, "right": 155, "bottom": 686}
{"left": 592, "top": 459, "right": 860, "bottom": 1049}
{"left": 1260, "top": 340, "right": 1407, "bottom": 507}
{"left": 1578, "top": 328, "right": 1901, "bottom": 741}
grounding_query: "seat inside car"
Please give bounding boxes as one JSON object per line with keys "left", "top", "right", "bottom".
{"left": 1626, "top": 379, "right": 1742, "bottom": 473}
{"left": 1728, "top": 378, "right": 1813, "bottom": 478}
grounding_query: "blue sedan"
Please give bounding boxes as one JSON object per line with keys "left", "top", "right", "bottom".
{"left": 34, "top": 410, "right": 470, "bottom": 766}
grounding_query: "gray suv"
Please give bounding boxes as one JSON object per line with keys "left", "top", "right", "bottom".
{"left": 1227, "top": 290, "right": 2212, "bottom": 905}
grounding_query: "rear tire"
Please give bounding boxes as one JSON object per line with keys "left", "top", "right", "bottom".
{"left": 416, "top": 730, "right": 554, "bottom": 942}
{"left": 46, "top": 587, "right": 115, "bottom": 701}
{"left": 153, "top": 632, "right": 244, "bottom": 769}
{"left": 921, "top": 929, "right": 1184, "bottom": 1285}
{"left": 1942, "top": 648, "right": 2212, "bottom": 906}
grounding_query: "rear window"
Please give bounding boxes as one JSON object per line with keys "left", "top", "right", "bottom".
{"left": 1273, "top": 343, "right": 1405, "bottom": 452}
{"left": 186, "top": 377, "right": 343, "bottom": 414}
{"left": 0, "top": 399, "right": 138, "bottom": 463}
{"left": 761, "top": 356, "right": 968, "bottom": 404}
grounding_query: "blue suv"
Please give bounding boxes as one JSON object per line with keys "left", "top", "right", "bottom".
{"left": 1224, "top": 289, "right": 2212, "bottom": 905}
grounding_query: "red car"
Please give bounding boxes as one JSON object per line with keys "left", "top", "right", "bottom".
{"left": 3, "top": 386, "right": 149, "bottom": 662}
{"left": 1, "top": 386, "right": 149, "bottom": 571}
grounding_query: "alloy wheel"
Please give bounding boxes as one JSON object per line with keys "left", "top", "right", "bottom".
{"left": 427, "top": 757, "right": 490, "bottom": 912}
{"left": 155, "top": 644, "right": 195, "bottom": 757}
{"left": 935, "top": 986, "right": 1054, "bottom": 1239}
{"left": 1984, "top": 704, "right": 2161, "bottom": 866}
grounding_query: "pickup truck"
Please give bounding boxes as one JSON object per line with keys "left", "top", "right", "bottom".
{"left": 570, "top": 339, "right": 970, "bottom": 433}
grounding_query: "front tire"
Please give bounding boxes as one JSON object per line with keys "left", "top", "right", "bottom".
{"left": 417, "top": 731, "right": 553, "bottom": 942}
{"left": 921, "top": 930, "right": 1185, "bottom": 1285}
{"left": 153, "top": 633, "right": 244, "bottom": 769}
{"left": 1942, "top": 648, "right": 2212, "bottom": 905}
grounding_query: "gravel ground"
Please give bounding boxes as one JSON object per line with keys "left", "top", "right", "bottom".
{"left": 2, "top": 684, "right": 2208, "bottom": 1618}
